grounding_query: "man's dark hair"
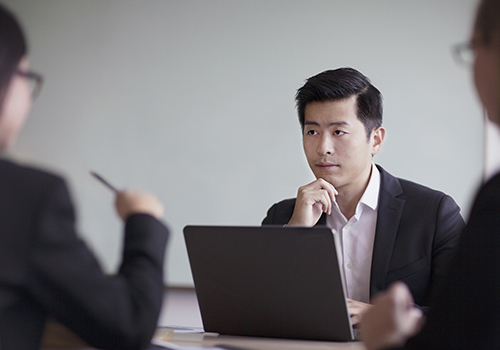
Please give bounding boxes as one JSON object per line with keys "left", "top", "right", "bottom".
{"left": 0, "top": 3, "right": 27, "bottom": 112}
{"left": 295, "top": 67, "right": 383, "bottom": 139}
{"left": 474, "top": 0, "right": 500, "bottom": 46}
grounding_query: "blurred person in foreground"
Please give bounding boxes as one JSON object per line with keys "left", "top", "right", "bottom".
{"left": 361, "top": 0, "right": 500, "bottom": 348}
{"left": 0, "top": 3, "right": 169, "bottom": 349}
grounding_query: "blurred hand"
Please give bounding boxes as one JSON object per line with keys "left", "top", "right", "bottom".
{"left": 347, "top": 299, "right": 372, "bottom": 326}
{"left": 287, "top": 178, "right": 338, "bottom": 226}
{"left": 115, "top": 190, "right": 164, "bottom": 221}
{"left": 360, "top": 282, "right": 425, "bottom": 350}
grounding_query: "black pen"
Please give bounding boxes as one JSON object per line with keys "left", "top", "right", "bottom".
{"left": 90, "top": 171, "right": 118, "bottom": 193}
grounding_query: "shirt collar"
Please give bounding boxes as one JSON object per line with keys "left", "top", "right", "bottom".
{"left": 330, "top": 162, "right": 381, "bottom": 222}
{"left": 358, "top": 162, "right": 380, "bottom": 212}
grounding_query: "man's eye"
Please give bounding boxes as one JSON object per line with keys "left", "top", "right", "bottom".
{"left": 306, "top": 130, "right": 317, "bottom": 135}
{"left": 334, "top": 130, "right": 345, "bottom": 136}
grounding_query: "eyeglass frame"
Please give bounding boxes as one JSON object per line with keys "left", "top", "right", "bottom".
{"left": 15, "top": 69, "right": 44, "bottom": 99}
{"left": 452, "top": 37, "right": 484, "bottom": 67}
{"left": 452, "top": 42, "right": 473, "bottom": 66}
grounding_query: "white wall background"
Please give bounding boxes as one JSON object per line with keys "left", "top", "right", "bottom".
{"left": 3, "top": 0, "right": 483, "bottom": 286}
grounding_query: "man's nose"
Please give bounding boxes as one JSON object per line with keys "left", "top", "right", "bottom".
{"left": 317, "top": 134, "right": 334, "bottom": 155}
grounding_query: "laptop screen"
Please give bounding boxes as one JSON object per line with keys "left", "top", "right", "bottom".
{"left": 183, "top": 225, "right": 354, "bottom": 342}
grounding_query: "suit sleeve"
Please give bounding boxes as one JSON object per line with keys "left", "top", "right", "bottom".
{"left": 28, "top": 178, "right": 169, "bottom": 350}
{"left": 427, "top": 194, "right": 465, "bottom": 304}
{"left": 262, "top": 203, "right": 278, "bottom": 225}
{"left": 261, "top": 199, "right": 296, "bottom": 226}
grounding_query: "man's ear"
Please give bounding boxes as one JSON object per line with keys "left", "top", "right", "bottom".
{"left": 371, "top": 127, "right": 385, "bottom": 155}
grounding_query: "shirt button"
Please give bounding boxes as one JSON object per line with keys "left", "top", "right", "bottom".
{"left": 347, "top": 263, "right": 353, "bottom": 269}
{"left": 345, "top": 224, "right": 351, "bottom": 230}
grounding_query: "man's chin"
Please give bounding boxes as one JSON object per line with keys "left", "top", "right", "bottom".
{"left": 315, "top": 175, "right": 341, "bottom": 189}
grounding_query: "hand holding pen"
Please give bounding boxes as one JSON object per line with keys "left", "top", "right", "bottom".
{"left": 91, "top": 171, "right": 164, "bottom": 220}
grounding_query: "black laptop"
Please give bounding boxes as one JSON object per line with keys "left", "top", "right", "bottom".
{"left": 183, "top": 225, "right": 355, "bottom": 342}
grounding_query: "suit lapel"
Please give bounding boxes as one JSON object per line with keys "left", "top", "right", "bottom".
{"left": 370, "top": 165, "right": 405, "bottom": 299}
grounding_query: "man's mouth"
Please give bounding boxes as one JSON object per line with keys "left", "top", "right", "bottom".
{"left": 315, "top": 162, "right": 339, "bottom": 169}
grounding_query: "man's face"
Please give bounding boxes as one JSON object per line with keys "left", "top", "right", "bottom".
{"left": 302, "top": 96, "right": 384, "bottom": 193}
{"left": 0, "top": 57, "right": 32, "bottom": 152}
{"left": 473, "top": 30, "right": 500, "bottom": 125}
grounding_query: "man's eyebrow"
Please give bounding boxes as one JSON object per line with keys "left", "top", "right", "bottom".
{"left": 304, "top": 121, "right": 350, "bottom": 126}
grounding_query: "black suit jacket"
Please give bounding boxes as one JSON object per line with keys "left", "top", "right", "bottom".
{"left": 0, "top": 159, "right": 169, "bottom": 350}
{"left": 403, "top": 172, "right": 500, "bottom": 349}
{"left": 262, "top": 165, "right": 465, "bottom": 307}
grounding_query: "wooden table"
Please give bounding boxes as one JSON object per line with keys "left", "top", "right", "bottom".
{"left": 41, "top": 320, "right": 366, "bottom": 350}
{"left": 156, "top": 330, "right": 365, "bottom": 350}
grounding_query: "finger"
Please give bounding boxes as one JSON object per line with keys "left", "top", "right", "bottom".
{"left": 319, "top": 190, "right": 332, "bottom": 215}
{"left": 347, "top": 300, "right": 367, "bottom": 314}
{"left": 325, "top": 181, "right": 339, "bottom": 199}
{"left": 351, "top": 314, "right": 361, "bottom": 325}
{"left": 317, "top": 178, "right": 338, "bottom": 203}
{"left": 390, "top": 282, "right": 415, "bottom": 309}
{"left": 349, "top": 305, "right": 361, "bottom": 314}
{"left": 401, "top": 308, "right": 425, "bottom": 337}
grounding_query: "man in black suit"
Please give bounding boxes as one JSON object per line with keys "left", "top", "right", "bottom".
{"left": 0, "top": 160, "right": 169, "bottom": 350}
{"left": 262, "top": 68, "right": 465, "bottom": 325}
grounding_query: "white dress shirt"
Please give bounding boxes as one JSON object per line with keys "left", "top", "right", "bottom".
{"left": 326, "top": 163, "right": 380, "bottom": 303}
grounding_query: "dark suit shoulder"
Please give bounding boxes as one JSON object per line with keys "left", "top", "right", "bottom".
{"left": 475, "top": 172, "right": 500, "bottom": 201}
{"left": 397, "top": 178, "right": 452, "bottom": 203}
{"left": 261, "top": 198, "right": 296, "bottom": 225}
{"left": 466, "top": 172, "right": 500, "bottom": 229}
{"left": 0, "top": 159, "right": 65, "bottom": 191}
{"left": 0, "top": 159, "right": 69, "bottom": 225}
{"left": 378, "top": 165, "right": 455, "bottom": 203}
{"left": 379, "top": 165, "right": 463, "bottom": 236}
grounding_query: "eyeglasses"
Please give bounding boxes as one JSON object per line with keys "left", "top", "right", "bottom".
{"left": 15, "top": 69, "right": 44, "bottom": 99}
{"left": 452, "top": 41, "right": 477, "bottom": 66}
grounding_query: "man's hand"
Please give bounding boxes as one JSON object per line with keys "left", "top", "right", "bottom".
{"left": 287, "top": 178, "right": 338, "bottom": 226}
{"left": 115, "top": 190, "right": 164, "bottom": 221}
{"left": 360, "top": 282, "right": 425, "bottom": 350}
{"left": 347, "top": 299, "right": 372, "bottom": 326}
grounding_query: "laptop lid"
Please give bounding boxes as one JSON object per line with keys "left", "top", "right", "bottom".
{"left": 183, "top": 225, "right": 354, "bottom": 342}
